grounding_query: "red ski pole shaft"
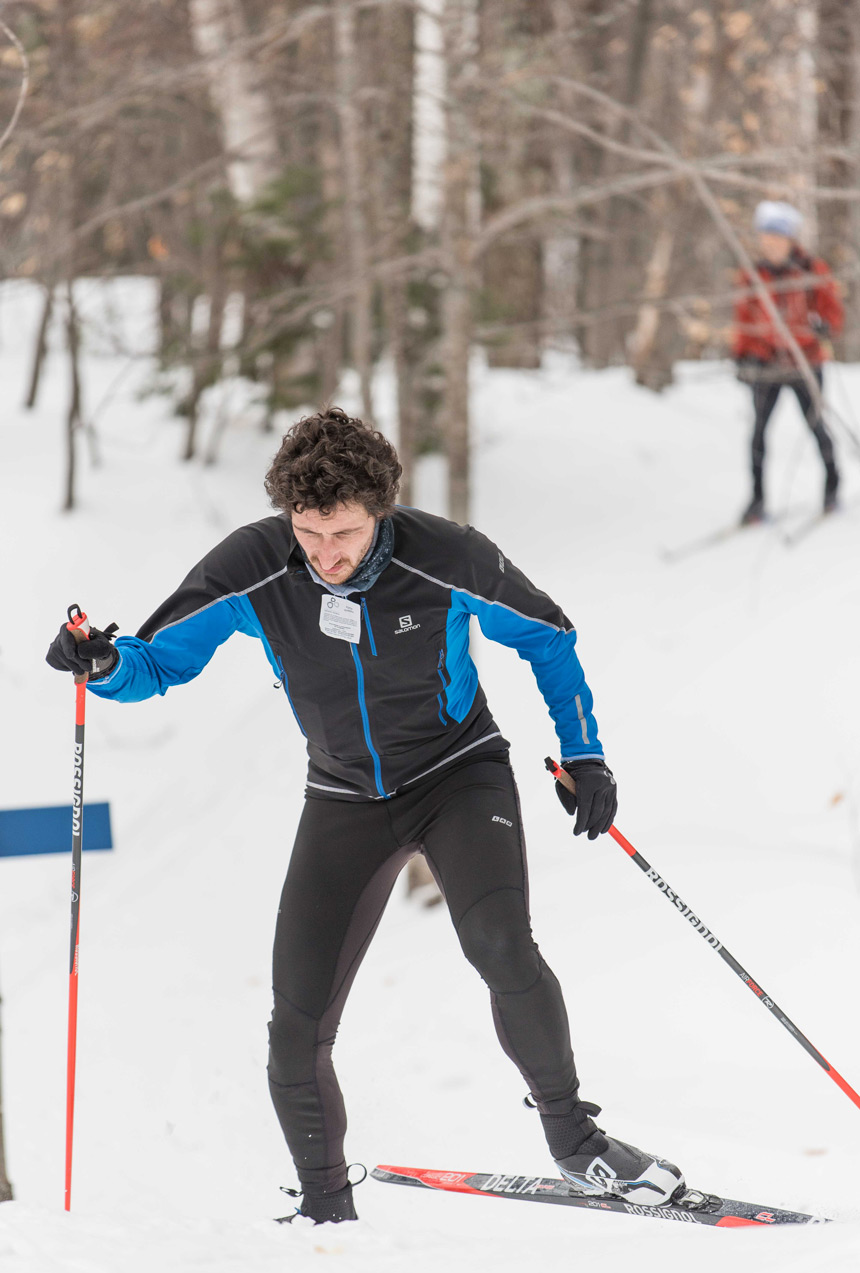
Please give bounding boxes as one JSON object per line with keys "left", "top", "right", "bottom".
{"left": 65, "top": 605, "right": 90, "bottom": 1212}
{"left": 544, "top": 757, "right": 860, "bottom": 1113}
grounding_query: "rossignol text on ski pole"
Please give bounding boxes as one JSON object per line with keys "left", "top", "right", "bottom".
{"left": 545, "top": 757, "right": 860, "bottom": 1113}
{"left": 65, "top": 604, "right": 90, "bottom": 1211}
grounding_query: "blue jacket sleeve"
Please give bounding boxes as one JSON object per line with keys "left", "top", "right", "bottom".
{"left": 86, "top": 524, "right": 282, "bottom": 703}
{"left": 86, "top": 596, "right": 252, "bottom": 702}
{"left": 452, "top": 527, "right": 605, "bottom": 761}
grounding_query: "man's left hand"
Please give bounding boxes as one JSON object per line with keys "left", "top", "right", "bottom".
{"left": 555, "top": 760, "right": 617, "bottom": 839}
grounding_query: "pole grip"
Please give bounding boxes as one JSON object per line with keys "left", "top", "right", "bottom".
{"left": 66, "top": 604, "right": 90, "bottom": 686}
{"left": 544, "top": 756, "right": 576, "bottom": 795}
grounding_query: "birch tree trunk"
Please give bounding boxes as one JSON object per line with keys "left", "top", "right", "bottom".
{"left": 388, "top": 0, "right": 446, "bottom": 502}
{"left": 440, "top": 0, "right": 480, "bottom": 525}
{"left": 795, "top": 5, "right": 819, "bottom": 240}
{"left": 187, "top": 0, "right": 280, "bottom": 204}
{"left": 630, "top": 6, "right": 719, "bottom": 389}
{"left": 630, "top": 216, "right": 675, "bottom": 387}
{"left": 577, "top": 0, "right": 655, "bottom": 368}
{"left": 544, "top": 5, "right": 580, "bottom": 353}
{"left": 333, "top": 0, "right": 375, "bottom": 423}
{"left": 363, "top": 2, "right": 416, "bottom": 494}
{"left": 816, "top": 0, "right": 859, "bottom": 358}
{"left": 185, "top": 0, "right": 281, "bottom": 452}
{"left": 412, "top": 0, "right": 446, "bottom": 235}
{"left": 382, "top": 281, "right": 416, "bottom": 502}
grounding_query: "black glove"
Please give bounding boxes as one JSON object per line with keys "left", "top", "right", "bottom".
{"left": 555, "top": 759, "right": 617, "bottom": 839}
{"left": 46, "top": 621, "right": 119, "bottom": 680}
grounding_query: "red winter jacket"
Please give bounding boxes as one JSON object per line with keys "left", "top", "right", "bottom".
{"left": 732, "top": 249, "right": 843, "bottom": 365}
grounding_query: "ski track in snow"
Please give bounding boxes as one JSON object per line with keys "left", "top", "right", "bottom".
{"left": 2, "top": 279, "right": 860, "bottom": 1272}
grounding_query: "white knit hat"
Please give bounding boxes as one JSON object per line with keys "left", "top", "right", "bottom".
{"left": 753, "top": 201, "right": 802, "bottom": 239}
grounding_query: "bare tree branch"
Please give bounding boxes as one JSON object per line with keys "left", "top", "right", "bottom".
{"left": 16, "top": 0, "right": 415, "bottom": 145}
{"left": 554, "top": 78, "right": 828, "bottom": 411}
{"left": 474, "top": 168, "right": 686, "bottom": 258}
{"left": 474, "top": 263, "right": 860, "bottom": 341}
{"left": 0, "top": 17, "right": 29, "bottom": 154}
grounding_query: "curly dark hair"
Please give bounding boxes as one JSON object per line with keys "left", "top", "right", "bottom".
{"left": 264, "top": 407, "right": 402, "bottom": 517}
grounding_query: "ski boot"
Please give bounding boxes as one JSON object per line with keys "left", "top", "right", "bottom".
{"left": 276, "top": 1166, "right": 366, "bottom": 1224}
{"left": 824, "top": 469, "right": 839, "bottom": 515}
{"left": 551, "top": 1104, "right": 684, "bottom": 1207}
{"left": 740, "top": 496, "right": 766, "bottom": 526}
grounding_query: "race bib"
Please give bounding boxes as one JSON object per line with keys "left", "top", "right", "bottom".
{"left": 319, "top": 593, "right": 362, "bottom": 644}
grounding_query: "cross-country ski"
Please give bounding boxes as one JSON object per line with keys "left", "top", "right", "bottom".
{"left": 660, "top": 514, "right": 774, "bottom": 563}
{"left": 372, "top": 1165, "right": 827, "bottom": 1228}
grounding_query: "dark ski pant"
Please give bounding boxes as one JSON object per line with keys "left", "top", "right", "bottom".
{"left": 267, "top": 757, "right": 581, "bottom": 1196}
{"left": 750, "top": 367, "right": 838, "bottom": 501}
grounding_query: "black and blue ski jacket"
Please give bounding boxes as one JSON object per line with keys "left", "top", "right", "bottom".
{"left": 88, "top": 507, "right": 605, "bottom": 801}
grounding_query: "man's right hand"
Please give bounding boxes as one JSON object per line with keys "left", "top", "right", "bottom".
{"left": 46, "top": 621, "right": 119, "bottom": 680}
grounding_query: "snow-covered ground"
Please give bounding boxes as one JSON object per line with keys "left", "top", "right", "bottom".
{"left": 2, "top": 279, "right": 860, "bottom": 1272}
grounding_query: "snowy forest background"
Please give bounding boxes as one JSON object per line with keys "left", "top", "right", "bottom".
{"left": 3, "top": 4, "right": 860, "bottom": 1272}
{"left": 2, "top": 0, "right": 860, "bottom": 520}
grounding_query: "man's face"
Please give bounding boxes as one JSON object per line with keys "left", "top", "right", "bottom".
{"left": 758, "top": 232, "right": 792, "bottom": 266}
{"left": 291, "top": 501, "right": 377, "bottom": 586}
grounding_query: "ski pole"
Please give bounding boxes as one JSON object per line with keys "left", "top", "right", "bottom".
{"left": 65, "top": 604, "right": 90, "bottom": 1211}
{"left": 545, "top": 757, "right": 860, "bottom": 1113}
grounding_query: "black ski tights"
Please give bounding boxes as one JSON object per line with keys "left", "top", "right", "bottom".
{"left": 750, "top": 368, "right": 838, "bottom": 502}
{"left": 267, "top": 758, "right": 582, "bottom": 1195}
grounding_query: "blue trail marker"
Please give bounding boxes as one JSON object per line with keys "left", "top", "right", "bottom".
{"left": 0, "top": 804, "right": 112, "bottom": 858}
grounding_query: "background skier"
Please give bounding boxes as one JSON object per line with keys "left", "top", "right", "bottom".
{"left": 732, "top": 200, "right": 843, "bottom": 525}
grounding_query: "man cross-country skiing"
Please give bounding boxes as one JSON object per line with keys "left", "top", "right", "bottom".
{"left": 47, "top": 408, "right": 683, "bottom": 1223}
